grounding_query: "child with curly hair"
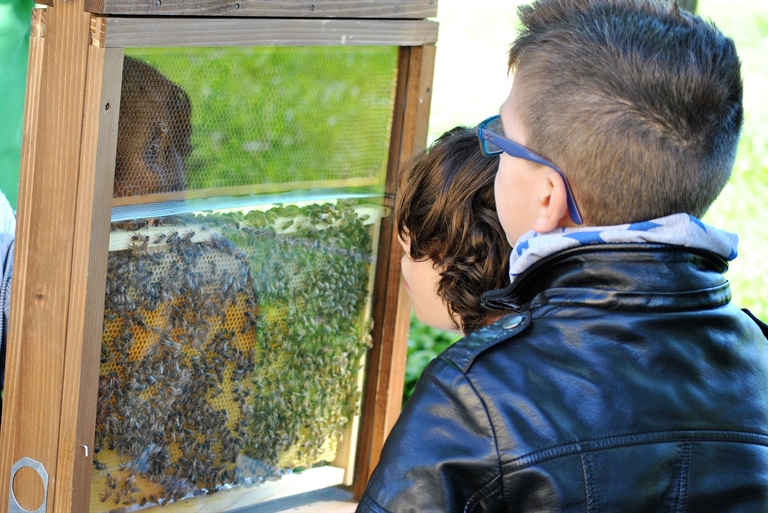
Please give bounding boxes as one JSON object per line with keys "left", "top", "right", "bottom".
{"left": 395, "top": 126, "right": 510, "bottom": 335}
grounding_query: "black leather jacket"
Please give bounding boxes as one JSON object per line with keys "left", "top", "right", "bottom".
{"left": 358, "top": 244, "right": 768, "bottom": 513}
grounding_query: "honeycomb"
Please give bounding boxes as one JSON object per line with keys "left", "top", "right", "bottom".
{"left": 212, "top": 202, "right": 374, "bottom": 469}
{"left": 114, "top": 47, "right": 398, "bottom": 199}
{"left": 92, "top": 200, "right": 374, "bottom": 511}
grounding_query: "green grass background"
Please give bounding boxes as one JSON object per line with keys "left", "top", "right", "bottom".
{"left": 125, "top": 46, "right": 398, "bottom": 191}
{"left": 405, "top": 0, "right": 768, "bottom": 402}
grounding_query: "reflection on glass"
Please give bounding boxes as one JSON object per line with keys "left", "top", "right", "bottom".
{"left": 115, "top": 46, "right": 399, "bottom": 199}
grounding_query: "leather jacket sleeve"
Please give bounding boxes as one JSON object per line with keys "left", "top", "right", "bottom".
{"left": 357, "top": 356, "right": 503, "bottom": 513}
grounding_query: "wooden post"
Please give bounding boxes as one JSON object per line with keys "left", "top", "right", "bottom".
{"left": 353, "top": 43, "right": 436, "bottom": 499}
{"left": 0, "top": 1, "right": 108, "bottom": 511}
{"left": 52, "top": 44, "right": 123, "bottom": 513}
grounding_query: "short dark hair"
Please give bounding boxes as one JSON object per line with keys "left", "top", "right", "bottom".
{"left": 396, "top": 127, "right": 511, "bottom": 333}
{"left": 508, "top": 0, "right": 743, "bottom": 225}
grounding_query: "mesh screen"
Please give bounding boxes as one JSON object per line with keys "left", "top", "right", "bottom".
{"left": 114, "top": 47, "right": 399, "bottom": 198}
{"left": 92, "top": 200, "right": 375, "bottom": 510}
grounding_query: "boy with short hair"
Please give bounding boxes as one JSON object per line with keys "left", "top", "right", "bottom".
{"left": 357, "top": 0, "right": 768, "bottom": 511}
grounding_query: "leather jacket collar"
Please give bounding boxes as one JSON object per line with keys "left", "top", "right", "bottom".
{"left": 481, "top": 243, "right": 731, "bottom": 313}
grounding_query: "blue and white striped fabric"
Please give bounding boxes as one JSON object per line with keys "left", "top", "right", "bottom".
{"left": 509, "top": 213, "right": 739, "bottom": 284}
{"left": 0, "top": 190, "right": 15, "bottom": 388}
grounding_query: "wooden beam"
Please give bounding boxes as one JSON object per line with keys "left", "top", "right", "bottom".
{"left": 90, "top": 17, "right": 438, "bottom": 48}
{"left": 84, "top": 0, "right": 438, "bottom": 19}
{"left": 353, "top": 43, "right": 435, "bottom": 500}
{"left": 111, "top": 177, "right": 381, "bottom": 208}
{"left": 52, "top": 46, "right": 123, "bottom": 513}
{"left": 0, "top": 2, "right": 93, "bottom": 511}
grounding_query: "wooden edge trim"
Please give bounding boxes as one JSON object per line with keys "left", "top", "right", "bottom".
{"left": 351, "top": 47, "right": 413, "bottom": 499}
{"left": 0, "top": 7, "right": 48, "bottom": 508}
{"left": 99, "top": 17, "right": 438, "bottom": 48}
{"left": 110, "top": 177, "right": 382, "bottom": 208}
{"left": 84, "top": 0, "right": 437, "bottom": 19}
{"left": 352, "top": 43, "right": 435, "bottom": 499}
{"left": 0, "top": 2, "right": 93, "bottom": 510}
{"left": 53, "top": 46, "right": 124, "bottom": 513}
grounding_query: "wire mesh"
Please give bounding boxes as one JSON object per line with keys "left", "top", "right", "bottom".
{"left": 114, "top": 46, "right": 399, "bottom": 198}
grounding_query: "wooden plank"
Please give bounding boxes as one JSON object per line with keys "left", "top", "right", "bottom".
{"left": 52, "top": 46, "right": 123, "bottom": 513}
{"left": 0, "top": 1, "right": 93, "bottom": 511}
{"left": 0, "top": 10, "right": 48, "bottom": 510}
{"left": 352, "top": 43, "right": 436, "bottom": 499}
{"left": 91, "top": 17, "right": 438, "bottom": 48}
{"left": 111, "top": 177, "right": 382, "bottom": 208}
{"left": 144, "top": 467, "right": 345, "bottom": 512}
{"left": 84, "top": 0, "right": 437, "bottom": 19}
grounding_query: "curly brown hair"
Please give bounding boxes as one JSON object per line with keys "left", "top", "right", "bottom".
{"left": 395, "top": 127, "right": 511, "bottom": 334}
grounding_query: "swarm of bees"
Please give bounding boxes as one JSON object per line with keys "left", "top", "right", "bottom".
{"left": 93, "top": 200, "right": 373, "bottom": 510}
{"left": 213, "top": 201, "right": 374, "bottom": 470}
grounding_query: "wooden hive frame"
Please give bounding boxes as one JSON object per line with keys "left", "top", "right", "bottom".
{"left": 0, "top": 1, "right": 437, "bottom": 511}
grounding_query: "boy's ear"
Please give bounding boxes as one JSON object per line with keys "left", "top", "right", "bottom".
{"left": 533, "top": 169, "right": 571, "bottom": 233}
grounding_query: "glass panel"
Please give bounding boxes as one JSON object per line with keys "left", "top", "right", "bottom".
{"left": 94, "top": 43, "right": 397, "bottom": 510}
{"left": 114, "top": 46, "right": 399, "bottom": 198}
{"left": 93, "top": 199, "right": 380, "bottom": 510}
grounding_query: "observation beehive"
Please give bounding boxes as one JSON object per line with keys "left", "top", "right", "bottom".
{"left": 0, "top": 1, "right": 437, "bottom": 512}
{"left": 92, "top": 202, "right": 375, "bottom": 509}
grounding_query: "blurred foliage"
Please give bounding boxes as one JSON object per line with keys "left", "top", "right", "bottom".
{"left": 405, "top": 0, "right": 767, "bottom": 405}
{"left": 403, "top": 314, "right": 461, "bottom": 403}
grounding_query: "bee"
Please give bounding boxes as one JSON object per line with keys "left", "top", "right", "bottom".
{"left": 115, "top": 219, "right": 148, "bottom": 231}
{"left": 165, "top": 215, "right": 185, "bottom": 227}
{"left": 100, "top": 489, "right": 112, "bottom": 503}
{"left": 153, "top": 232, "right": 167, "bottom": 244}
{"left": 128, "top": 239, "right": 149, "bottom": 252}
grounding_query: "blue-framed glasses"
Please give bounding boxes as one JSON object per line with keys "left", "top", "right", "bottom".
{"left": 476, "top": 114, "right": 583, "bottom": 225}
